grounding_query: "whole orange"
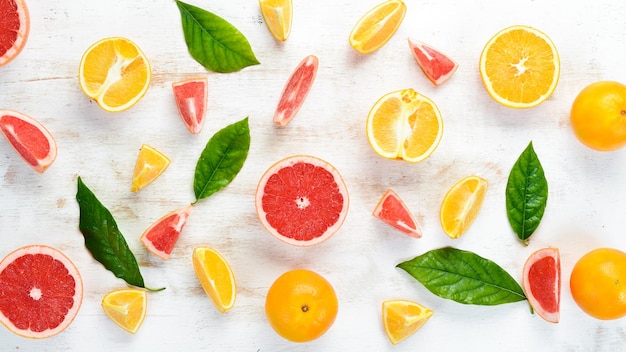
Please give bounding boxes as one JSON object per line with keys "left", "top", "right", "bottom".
{"left": 570, "top": 81, "right": 626, "bottom": 151}
{"left": 265, "top": 269, "right": 338, "bottom": 342}
{"left": 570, "top": 248, "right": 626, "bottom": 320}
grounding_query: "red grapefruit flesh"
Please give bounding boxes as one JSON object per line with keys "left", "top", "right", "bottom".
{"left": 255, "top": 155, "right": 349, "bottom": 246}
{"left": 273, "top": 55, "right": 319, "bottom": 127}
{"left": 408, "top": 38, "right": 458, "bottom": 86}
{"left": 0, "top": 110, "right": 57, "bottom": 173}
{"left": 372, "top": 189, "right": 421, "bottom": 238}
{"left": 0, "top": 245, "right": 83, "bottom": 339}
{"left": 522, "top": 247, "right": 561, "bottom": 323}
{"left": 140, "top": 205, "right": 193, "bottom": 260}
{"left": 0, "top": 0, "right": 30, "bottom": 67}
{"left": 172, "top": 78, "right": 208, "bottom": 134}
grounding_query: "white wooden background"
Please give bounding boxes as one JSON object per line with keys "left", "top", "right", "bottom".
{"left": 1, "top": 0, "right": 626, "bottom": 351}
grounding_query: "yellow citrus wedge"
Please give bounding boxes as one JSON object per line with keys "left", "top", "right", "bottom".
{"left": 366, "top": 88, "right": 443, "bottom": 163}
{"left": 349, "top": 0, "right": 406, "bottom": 54}
{"left": 131, "top": 144, "right": 170, "bottom": 192}
{"left": 259, "top": 0, "right": 292, "bottom": 42}
{"left": 479, "top": 25, "right": 559, "bottom": 108}
{"left": 79, "top": 37, "right": 151, "bottom": 112}
{"left": 192, "top": 246, "right": 236, "bottom": 313}
{"left": 382, "top": 299, "right": 433, "bottom": 345}
{"left": 101, "top": 289, "right": 147, "bottom": 334}
{"left": 440, "top": 175, "right": 488, "bottom": 239}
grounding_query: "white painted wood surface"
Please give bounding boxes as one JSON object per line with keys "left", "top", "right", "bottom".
{"left": 2, "top": 0, "right": 626, "bottom": 350}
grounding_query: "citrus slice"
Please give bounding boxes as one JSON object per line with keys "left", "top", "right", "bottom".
{"left": 255, "top": 155, "right": 349, "bottom": 246}
{"left": 0, "top": 245, "right": 83, "bottom": 338}
{"left": 140, "top": 205, "right": 192, "bottom": 260}
{"left": 131, "top": 144, "right": 171, "bottom": 192}
{"left": 479, "top": 25, "right": 560, "bottom": 108}
{"left": 372, "top": 189, "right": 421, "bottom": 238}
{"left": 0, "top": 0, "right": 29, "bottom": 66}
{"left": 273, "top": 55, "right": 318, "bottom": 127}
{"left": 192, "top": 246, "right": 236, "bottom": 313}
{"left": 440, "top": 175, "right": 488, "bottom": 239}
{"left": 79, "top": 37, "right": 151, "bottom": 112}
{"left": 522, "top": 248, "right": 560, "bottom": 323}
{"left": 172, "top": 78, "right": 208, "bottom": 134}
{"left": 259, "top": 0, "right": 292, "bottom": 42}
{"left": 101, "top": 288, "right": 147, "bottom": 334}
{"left": 349, "top": 0, "right": 406, "bottom": 54}
{"left": 0, "top": 110, "right": 57, "bottom": 173}
{"left": 366, "top": 88, "right": 443, "bottom": 163}
{"left": 408, "top": 38, "right": 458, "bottom": 86}
{"left": 382, "top": 299, "right": 433, "bottom": 345}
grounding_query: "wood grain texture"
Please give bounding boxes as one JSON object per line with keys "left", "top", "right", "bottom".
{"left": 1, "top": 0, "right": 626, "bottom": 351}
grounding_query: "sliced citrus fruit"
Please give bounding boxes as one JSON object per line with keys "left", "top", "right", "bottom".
{"left": 101, "top": 288, "right": 147, "bottom": 334}
{"left": 192, "top": 246, "right": 236, "bottom": 313}
{"left": 259, "top": 0, "right": 292, "bottom": 42}
{"left": 0, "top": 245, "right": 83, "bottom": 338}
{"left": 349, "top": 0, "right": 406, "bottom": 54}
{"left": 255, "top": 155, "right": 349, "bottom": 246}
{"left": 366, "top": 88, "right": 443, "bottom": 163}
{"left": 522, "top": 247, "right": 560, "bottom": 323}
{"left": 479, "top": 25, "right": 560, "bottom": 108}
{"left": 78, "top": 37, "right": 151, "bottom": 112}
{"left": 382, "top": 299, "right": 433, "bottom": 345}
{"left": 172, "top": 78, "right": 207, "bottom": 134}
{"left": 440, "top": 175, "right": 488, "bottom": 239}
{"left": 131, "top": 144, "right": 171, "bottom": 192}
{"left": 408, "top": 38, "right": 458, "bottom": 86}
{"left": 273, "top": 55, "right": 318, "bottom": 127}
{"left": 0, "top": 0, "right": 29, "bottom": 66}
{"left": 0, "top": 110, "right": 57, "bottom": 173}
{"left": 372, "top": 189, "right": 421, "bottom": 238}
{"left": 140, "top": 205, "right": 192, "bottom": 260}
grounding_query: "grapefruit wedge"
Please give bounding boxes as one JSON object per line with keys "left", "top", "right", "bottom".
{"left": 255, "top": 155, "right": 349, "bottom": 246}
{"left": 273, "top": 55, "right": 318, "bottom": 127}
{"left": 140, "top": 205, "right": 193, "bottom": 260}
{"left": 0, "top": 110, "right": 57, "bottom": 173}
{"left": 0, "top": 0, "right": 30, "bottom": 66}
{"left": 172, "top": 78, "right": 208, "bottom": 134}
{"left": 522, "top": 247, "right": 561, "bottom": 323}
{"left": 0, "top": 245, "right": 83, "bottom": 338}
{"left": 373, "top": 189, "right": 421, "bottom": 238}
{"left": 408, "top": 38, "right": 458, "bottom": 86}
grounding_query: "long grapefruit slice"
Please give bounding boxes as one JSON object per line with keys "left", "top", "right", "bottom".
{"left": 408, "top": 38, "right": 458, "bottom": 86}
{"left": 0, "top": 245, "right": 83, "bottom": 338}
{"left": 273, "top": 55, "right": 318, "bottom": 127}
{"left": 0, "top": 0, "right": 30, "bottom": 66}
{"left": 140, "top": 205, "right": 193, "bottom": 260}
{"left": 522, "top": 247, "right": 561, "bottom": 323}
{"left": 373, "top": 189, "right": 421, "bottom": 238}
{"left": 0, "top": 110, "right": 57, "bottom": 173}
{"left": 255, "top": 155, "right": 349, "bottom": 246}
{"left": 172, "top": 78, "right": 208, "bottom": 134}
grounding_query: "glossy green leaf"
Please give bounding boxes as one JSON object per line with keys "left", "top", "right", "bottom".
{"left": 505, "top": 141, "right": 548, "bottom": 245}
{"left": 176, "top": 0, "right": 260, "bottom": 73}
{"left": 397, "top": 247, "right": 526, "bottom": 305}
{"left": 193, "top": 117, "right": 250, "bottom": 203}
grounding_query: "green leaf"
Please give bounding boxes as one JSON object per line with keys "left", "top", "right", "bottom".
{"left": 175, "top": 0, "right": 260, "bottom": 73}
{"left": 193, "top": 117, "right": 250, "bottom": 203}
{"left": 76, "top": 177, "right": 163, "bottom": 291}
{"left": 397, "top": 247, "right": 526, "bottom": 305}
{"left": 505, "top": 141, "right": 548, "bottom": 245}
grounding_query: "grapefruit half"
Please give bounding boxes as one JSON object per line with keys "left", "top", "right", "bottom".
{"left": 140, "top": 205, "right": 193, "bottom": 260}
{"left": 522, "top": 247, "right": 561, "bottom": 323}
{"left": 0, "top": 245, "right": 83, "bottom": 338}
{"left": 373, "top": 189, "right": 421, "bottom": 238}
{"left": 0, "top": 0, "right": 30, "bottom": 66}
{"left": 172, "top": 78, "right": 208, "bottom": 134}
{"left": 255, "top": 155, "right": 349, "bottom": 246}
{"left": 273, "top": 55, "right": 318, "bottom": 127}
{"left": 408, "top": 38, "right": 458, "bottom": 86}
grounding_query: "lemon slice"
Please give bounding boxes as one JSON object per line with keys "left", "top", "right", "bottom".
{"left": 192, "top": 246, "right": 236, "bottom": 313}
{"left": 440, "top": 175, "right": 488, "bottom": 239}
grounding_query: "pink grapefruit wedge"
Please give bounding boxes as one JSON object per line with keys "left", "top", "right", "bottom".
{"left": 0, "top": 245, "right": 83, "bottom": 339}
{"left": 408, "top": 38, "right": 458, "bottom": 86}
{"left": 255, "top": 155, "right": 349, "bottom": 246}
{"left": 172, "top": 78, "right": 208, "bottom": 134}
{"left": 373, "top": 189, "right": 421, "bottom": 238}
{"left": 522, "top": 247, "right": 561, "bottom": 323}
{"left": 273, "top": 55, "right": 318, "bottom": 127}
{"left": 140, "top": 205, "right": 193, "bottom": 260}
{"left": 0, "top": 110, "right": 57, "bottom": 173}
{"left": 0, "top": 0, "right": 30, "bottom": 66}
